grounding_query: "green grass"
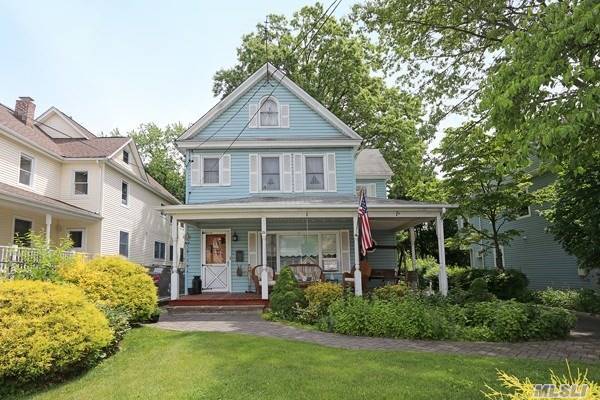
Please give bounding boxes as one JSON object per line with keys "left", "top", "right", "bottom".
{"left": 12, "top": 327, "right": 600, "bottom": 400}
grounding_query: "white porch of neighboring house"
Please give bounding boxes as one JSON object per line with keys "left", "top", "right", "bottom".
{"left": 0, "top": 182, "right": 101, "bottom": 268}
{"left": 161, "top": 195, "right": 454, "bottom": 301}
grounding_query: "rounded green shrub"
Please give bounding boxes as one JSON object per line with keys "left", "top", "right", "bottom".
{"left": 59, "top": 255, "right": 158, "bottom": 322}
{"left": 300, "top": 282, "right": 343, "bottom": 323}
{"left": 0, "top": 280, "right": 113, "bottom": 384}
{"left": 270, "top": 266, "right": 306, "bottom": 320}
{"left": 371, "top": 283, "right": 409, "bottom": 302}
{"left": 451, "top": 268, "right": 529, "bottom": 300}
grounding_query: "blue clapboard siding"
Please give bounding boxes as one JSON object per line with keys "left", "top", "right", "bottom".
{"left": 188, "top": 78, "right": 346, "bottom": 141}
{"left": 185, "top": 218, "right": 356, "bottom": 293}
{"left": 366, "top": 231, "right": 397, "bottom": 270}
{"left": 469, "top": 172, "right": 598, "bottom": 290}
{"left": 186, "top": 147, "right": 356, "bottom": 203}
{"left": 356, "top": 178, "right": 388, "bottom": 198}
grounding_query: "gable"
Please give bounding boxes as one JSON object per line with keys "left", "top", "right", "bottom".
{"left": 110, "top": 142, "right": 147, "bottom": 182}
{"left": 37, "top": 112, "right": 87, "bottom": 139}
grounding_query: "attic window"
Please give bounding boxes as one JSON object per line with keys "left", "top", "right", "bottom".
{"left": 259, "top": 97, "right": 279, "bottom": 127}
{"left": 123, "top": 150, "right": 129, "bottom": 164}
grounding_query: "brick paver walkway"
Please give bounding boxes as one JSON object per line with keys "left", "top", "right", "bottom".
{"left": 154, "top": 313, "right": 600, "bottom": 362}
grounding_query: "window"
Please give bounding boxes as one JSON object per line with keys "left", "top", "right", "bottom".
{"left": 154, "top": 241, "right": 166, "bottom": 260}
{"left": 321, "top": 233, "right": 338, "bottom": 271}
{"left": 203, "top": 157, "right": 220, "bottom": 184}
{"left": 259, "top": 97, "right": 279, "bottom": 127}
{"left": 261, "top": 156, "right": 280, "bottom": 191}
{"left": 305, "top": 156, "right": 325, "bottom": 191}
{"left": 279, "top": 234, "right": 319, "bottom": 267}
{"left": 13, "top": 218, "right": 32, "bottom": 246}
{"left": 74, "top": 171, "right": 88, "bottom": 195}
{"left": 121, "top": 181, "right": 129, "bottom": 205}
{"left": 517, "top": 204, "right": 531, "bottom": 219}
{"left": 119, "top": 231, "right": 129, "bottom": 257}
{"left": 169, "top": 245, "right": 174, "bottom": 262}
{"left": 19, "top": 154, "right": 33, "bottom": 186}
{"left": 179, "top": 247, "right": 184, "bottom": 262}
{"left": 68, "top": 230, "right": 84, "bottom": 249}
{"left": 123, "top": 150, "right": 129, "bottom": 164}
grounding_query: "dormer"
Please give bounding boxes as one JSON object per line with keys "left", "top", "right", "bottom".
{"left": 36, "top": 107, "right": 96, "bottom": 139}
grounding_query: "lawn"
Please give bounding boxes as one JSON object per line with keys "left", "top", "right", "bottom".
{"left": 13, "top": 327, "right": 600, "bottom": 400}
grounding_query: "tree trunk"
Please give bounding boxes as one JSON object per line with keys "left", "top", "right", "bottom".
{"left": 494, "top": 241, "right": 504, "bottom": 271}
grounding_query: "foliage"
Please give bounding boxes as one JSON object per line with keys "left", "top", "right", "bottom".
{"left": 58, "top": 255, "right": 158, "bottom": 322}
{"left": 212, "top": 3, "right": 434, "bottom": 199}
{"left": 466, "top": 278, "right": 495, "bottom": 303}
{"left": 298, "top": 282, "right": 343, "bottom": 323}
{"left": 126, "top": 122, "right": 186, "bottom": 201}
{"left": 452, "top": 269, "right": 529, "bottom": 301}
{"left": 414, "top": 256, "right": 467, "bottom": 289}
{"left": 0, "top": 280, "right": 113, "bottom": 385}
{"left": 371, "top": 283, "right": 409, "bottom": 302}
{"left": 543, "top": 155, "right": 600, "bottom": 272}
{"left": 533, "top": 288, "right": 600, "bottom": 315}
{"left": 11, "top": 232, "right": 74, "bottom": 281}
{"left": 95, "top": 305, "right": 131, "bottom": 354}
{"left": 436, "top": 127, "right": 534, "bottom": 269}
{"left": 484, "top": 361, "right": 600, "bottom": 400}
{"left": 270, "top": 267, "right": 306, "bottom": 320}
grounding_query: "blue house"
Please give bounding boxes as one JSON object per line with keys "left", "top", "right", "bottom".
{"left": 162, "top": 63, "right": 453, "bottom": 300}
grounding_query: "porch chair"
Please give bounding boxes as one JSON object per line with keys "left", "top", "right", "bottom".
{"left": 250, "top": 265, "right": 276, "bottom": 294}
{"left": 342, "top": 260, "right": 372, "bottom": 292}
{"left": 287, "top": 263, "right": 325, "bottom": 288}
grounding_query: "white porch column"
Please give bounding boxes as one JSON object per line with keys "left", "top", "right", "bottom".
{"left": 436, "top": 214, "right": 448, "bottom": 296}
{"left": 409, "top": 226, "right": 417, "bottom": 271}
{"left": 353, "top": 215, "right": 362, "bottom": 296}
{"left": 45, "top": 214, "right": 52, "bottom": 245}
{"left": 260, "top": 217, "right": 268, "bottom": 300}
{"left": 170, "top": 217, "right": 180, "bottom": 300}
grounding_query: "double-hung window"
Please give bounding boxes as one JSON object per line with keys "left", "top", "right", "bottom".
{"left": 154, "top": 241, "right": 166, "bottom": 260}
{"left": 261, "top": 156, "right": 280, "bottom": 191}
{"left": 123, "top": 150, "right": 129, "bottom": 164}
{"left": 74, "top": 171, "right": 88, "bottom": 195}
{"left": 119, "top": 231, "right": 129, "bottom": 257}
{"left": 68, "top": 229, "right": 84, "bottom": 250}
{"left": 19, "top": 154, "right": 33, "bottom": 186}
{"left": 203, "top": 157, "right": 220, "bottom": 184}
{"left": 121, "top": 181, "right": 129, "bottom": 206}
{"left": 305, "top": 156, "right": 325, "bottom": 191}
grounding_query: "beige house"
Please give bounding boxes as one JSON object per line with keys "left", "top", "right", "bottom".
{"left": 0, "top": 97, "right": 184, "bottom": 268}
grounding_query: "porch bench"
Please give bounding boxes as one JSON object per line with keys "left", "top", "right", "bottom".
{"left": 250, "top": 265, "right": 277, "bottom": 294}
{"left": 287, "top": 264, "right": 324, "bottom": 287}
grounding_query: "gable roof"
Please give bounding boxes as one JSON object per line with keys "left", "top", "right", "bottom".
{"left": 178, "top": 63, "right": 363, "bottom": 143}
{"left": 54, "top": 137, "right": 130, "bottom": 158}
{"left": 356, "top": 149, "right": 393, "bottom": 179}
{"left": 37, "top": 106, "right": 97, "bottom": 139}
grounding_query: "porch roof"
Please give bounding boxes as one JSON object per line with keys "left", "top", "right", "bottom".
{"left": 159, "top": 195, "right": 456, "bottom": 229}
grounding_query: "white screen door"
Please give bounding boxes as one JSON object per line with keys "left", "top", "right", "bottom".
{"left": 202, "top": 231, "right": 229, "bottom": 292}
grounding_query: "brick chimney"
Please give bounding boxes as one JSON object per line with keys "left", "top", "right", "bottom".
{"left": 14, "top": 97, "right": 36, "bottom": 126}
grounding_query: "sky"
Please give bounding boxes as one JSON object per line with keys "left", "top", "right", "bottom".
{"left": 1, "top": 0, "right": 454, "bottom": 148}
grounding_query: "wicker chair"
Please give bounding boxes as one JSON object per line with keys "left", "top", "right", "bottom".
{"left": 342, "top": 260, "right": 372, "bottom": 291}
{"left": 250, "top": 265, "right": 276, "bottom": 294}
{"left": 287, "top": 263, "right": 324, "bottom": 287}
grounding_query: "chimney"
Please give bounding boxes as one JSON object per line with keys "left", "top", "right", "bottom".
{"left": 14, "top": 97, "right": 36, "bottom": 126}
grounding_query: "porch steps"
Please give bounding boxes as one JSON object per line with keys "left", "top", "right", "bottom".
{"left": 165, "top": 305, "right": 265, "bottom": 315}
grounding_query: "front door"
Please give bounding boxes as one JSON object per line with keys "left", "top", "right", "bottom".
{"left": 202, "top": 231, "right": 229, "bottom": 292}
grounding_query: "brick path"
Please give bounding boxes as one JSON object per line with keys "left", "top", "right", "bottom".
{"left": 154, "top": 313, "right": 600, "bottom": 362}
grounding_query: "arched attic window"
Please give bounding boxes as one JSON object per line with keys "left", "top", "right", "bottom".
{"left": 259, "top": 97, "right": 279, "bottom": 127}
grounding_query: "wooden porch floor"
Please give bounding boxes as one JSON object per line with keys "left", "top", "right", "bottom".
{"left": 169, "top": 292, "right": 268, "bottom": 307}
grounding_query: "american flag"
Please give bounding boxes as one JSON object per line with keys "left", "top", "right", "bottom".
{"left": 357, "top": 190, "right": 374, "bottom": 256}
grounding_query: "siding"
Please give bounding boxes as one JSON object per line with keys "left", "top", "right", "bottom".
{"left": 470, "top": 172, "right": 597, "bottom": 289}
{"left": 189, "top": 78, "right": 346, "bottom": 141}
{"left": 366, "top": 230, "right": 397, "bottom": 270}
{"left": 58, "top": 161, "right": 102, "bottom": 213}
{"left": 186, "top": 147, "right": 356, "bottom": 203}
{"left": 356, "top": 178, "right": 387, "bottom": 198}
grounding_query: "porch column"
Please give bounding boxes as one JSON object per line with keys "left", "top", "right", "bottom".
{"left": 170, "top": 217, "right": 180, "bottom": 300}
{"left": 353, "top": 215, "right": 362, "bottom": 296}
{"left": 260, "top": 217, "right": 268, "bottom": 300}
{"left": 436, "top": 213, "right": 448, "bottom": 296}
{"left": 45, "top": 214, "right": 52, "bottom": 245}
{"left": 409, "top": 227, "right": 417, "bottom": 271}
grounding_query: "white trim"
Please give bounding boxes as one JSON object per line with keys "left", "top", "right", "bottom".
{"left": 177, "top": 139, "right": 362, "bottom": 150}
{"left": 12, "top": 216, "right": 33, "bottom": 245}
{"left": 516, "top": 206, "right": 531, "bottom": 220}
{"left": 107, "top": 139, "right": 133, "bottom": 159}
{"left": 153, "top": 240, "right": 167, "bottom": 261}
{"left": 122, "top": 149, "right": 130, "bottom": 164}
{"left": 356, "top": 174, "right": 392, "bottom": 180}
{"left": 36, "top": 107, "right": 94, "bottom": 139}
{"left": 67, "top": 228, "right": 87, "bottom": 251}
{"left": 202, "top": 229, "right": 231, "bottom": 292}
{"left": 121, "top": 179, "right": 129, "bottom": 207}
{"left": 257, "top": 96, "right": 281, "bottom": 128}
{"left": 303, "top": 154, "right": 327, "bottom": 192}
{"left": 200, "top": 155, "right": 221, "bottom": 186}
{"left": 177, "top": 63, "right": 363, "bottom": 141}
{"left": 118, "top": 229, "right": 130, "bottom": 258}
{"left": 258, "top": 154, "right": 283, "bottom": 193}
{"left": 72, "top": 170, "right": 89, "bottom": 196}
{"left": 17, "top": 152, "right": 34, "bottom": 188}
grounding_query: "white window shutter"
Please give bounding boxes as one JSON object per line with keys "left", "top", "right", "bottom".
{"left": 326, "top": 153, "right": 337, "bottom": 192}
{"left": 282, "top": 153, "right": 293, "bottom": 192}
{"left": 340, "top": 230, "right": 351, "bottom": 273}
{"left": 248, "top": 232, "right": 257, "bottom": 266}
{"left": 249, "top": 104, "right": 258, "bottom": 128}
{"left": 221, "top": 154, "right": 231, "bottom": 186}
{"left": 293, "top": 153, "right": 304, "bottom": 192}
{"left": 191, "top": 154, "right": 201, "bottom": 186}
{"left": 249, "top": 154, "right": 259, "bottom": 193}
{"left": 280, "top": 104, "right": 290, "bottom": 128}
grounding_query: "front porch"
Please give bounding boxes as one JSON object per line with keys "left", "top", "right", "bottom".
{"left": 161, "top": 195, "right": 454, "bottom": 301}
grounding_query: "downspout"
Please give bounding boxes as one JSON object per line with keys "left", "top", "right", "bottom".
{"left": 98, "top": 160, "right": 105, "bottom": 255}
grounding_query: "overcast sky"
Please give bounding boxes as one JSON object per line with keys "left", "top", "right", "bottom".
{"left": 1, "top": 0, "right": 454, "bottom": 149}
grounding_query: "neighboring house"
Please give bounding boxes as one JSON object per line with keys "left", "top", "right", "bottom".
{"left": 0, "top": 97, "right": 184, "bottom": 269}
{"left": 161, "top": 63, "right": 454, "bottom": 299}
{"left": 468, "top": 172, "right": 599, "bottom": 289}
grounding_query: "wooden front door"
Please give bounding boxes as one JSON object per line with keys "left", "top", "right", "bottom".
{"left": 202, "top": 231, "right": 229, "bottom": 292}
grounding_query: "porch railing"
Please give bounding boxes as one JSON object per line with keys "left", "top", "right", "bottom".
{"left": 0, "top": 245, "right": 93, "bottom": 278}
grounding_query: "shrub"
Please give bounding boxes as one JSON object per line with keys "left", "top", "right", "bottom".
{"left": 300, "top": 282, "right": 343, "bottom": 323}
{"left": 533, "top": 288, "right": 600, "bottom": 314}
{"left": 578, "top": 289, "right": 600, "bottom": 314}
{"left": 58, "top": 255, "right": 158, "bottom": 322}
{"left": 0, "top": 280, "right": 113, "bottom": 385}
{"left": 371, "top": 283, "right": 409, "bottom": 302}
{"left": 452, "top": 268, "right": 529, "bottom": 300}
{"left": 270, "top": 267, "right": 306, "bottom": 320}
{"left": 11, "top": 232, "right": 74, "bottom": 281}
{"left": 96, "top": 305, "right": 131, "bottom": 354}
{"left": 466, "top": 278, "right": 495, "bottom": 302}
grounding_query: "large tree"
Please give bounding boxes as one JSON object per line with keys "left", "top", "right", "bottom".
{"left": 213, "top": 3, "right": 433, "bottom": 199}
{"left": 436, "top": 127, "right": 534, "bottom": 270}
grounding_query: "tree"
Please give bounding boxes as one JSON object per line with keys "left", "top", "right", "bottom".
{"left": 127, "top": 123, "right": 186, "bottom": 202}
{"left": 436, "top": 127, "right": 534, "bottom": 270}
{"left": 213, "top": 3, "right": 433, "bottom": 199}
